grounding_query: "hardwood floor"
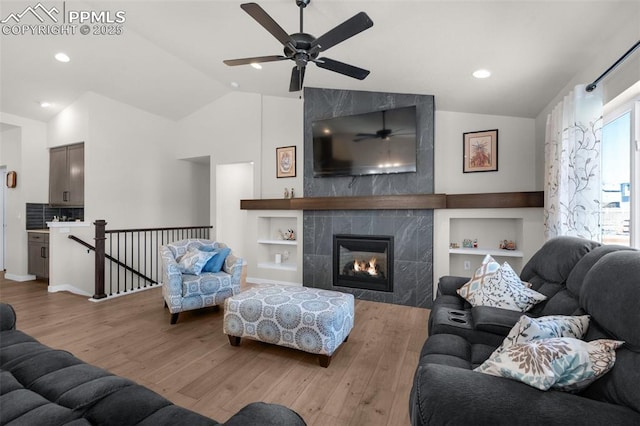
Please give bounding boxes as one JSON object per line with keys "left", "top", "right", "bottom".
{"left": 0, "top": 275, "right": 430, "bottom": 426}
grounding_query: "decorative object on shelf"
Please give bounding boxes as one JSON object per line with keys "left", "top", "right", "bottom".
{"left": 276, "top": 146, "right": 296, "bottom": 178}
{"left": 275, "top": 253, "right": 282, "bottom": 264}
{"left": 290, "top": 187, "right": 295, "bottom": 198}
{"left": 462, "top": 239, "right": 474, "bottom": 248}
{"left": 500, "top": 240, "right": 517, "bottom": 250}
{"left": 282, "top": 250, "right": 290, "bottom": 261}
{"left": 463, "top": 129, "right": 498, "bottom": 173}
{"left": 5, "top": 171, "right": 16, "bottom": 188}
{"left": 473, "top": 239, "right": 478, "bottom": 248}
{"left": 450, "top": 242, "right": 460, "bottom": 249}
{"left": 284, "top": 187, "right": 289, "bottom": 198}
{"left": 284, "top": 229, "right": 296, "bottom": 240}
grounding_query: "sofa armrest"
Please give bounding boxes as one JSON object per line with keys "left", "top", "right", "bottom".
{"left": 0, "top": 303, "right": 17, "bottom": 331}
{"left": 223, "top": 402, "right": 306, "bottom": 425}
{"left": 223, "top": 254, "right": 244, "bottom": 284}
{"left": 160, "top": 246, "right": 183, "bottom": 297}
{"left": 436, "top": 276, "right": 470, "bottom": 297}
{"left": 411, "top": 363, "right": 640, "bottom": 426}
{"left": 470, "top": 306, "right": 524, "bottom": 336}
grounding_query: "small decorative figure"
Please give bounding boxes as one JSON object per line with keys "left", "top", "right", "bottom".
{"left": 463, "top": 239, "right": 474, "bottom": 248}
{"left": 290, "top": 188, "right": 295, "bottom": 198}
{"left": 283, "top": 229, "right": 296, "bottom": 240}
{"left": 284, "top": 187, "right": 289, "bottom": 198}
{"left": 449, "top": 242, "right": 460, "bottom": 249}
{"left": 499, "top": 240, "right": 517, "bottom": 250}
{"left": 473, "top": 239, "right": 478, "bottom": 248}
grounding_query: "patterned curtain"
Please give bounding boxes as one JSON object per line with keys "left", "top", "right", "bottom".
{"left": 544, "top": 84, "right": 603, "bottom": 241}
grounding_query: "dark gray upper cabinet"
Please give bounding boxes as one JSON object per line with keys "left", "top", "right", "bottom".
{"left": 49, "top": 143, "right": 84, "bottom": 206}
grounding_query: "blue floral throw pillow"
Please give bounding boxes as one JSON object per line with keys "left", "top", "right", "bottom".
{"left": 202, "top": 247, "right": 231, "bottom": 273}
{"left": 475, "top": 337, "right": 623, "bottom": 391}
{"left": 178, "top": 247, "right": 216, "bottom": 275}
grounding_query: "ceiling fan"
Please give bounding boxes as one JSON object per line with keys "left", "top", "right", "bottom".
{"left": 223, "top": 0, "right": 374, "bottom": 92}
{"left": 353, "top": 110, "right": 415, "bottom": 142}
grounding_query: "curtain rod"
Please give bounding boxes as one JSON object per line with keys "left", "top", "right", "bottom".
{"left": 586, "top": 40, "right": 640, "bottom": 92}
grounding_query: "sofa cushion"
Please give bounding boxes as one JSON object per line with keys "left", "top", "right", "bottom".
{"left": 475, "top": 338, "right": 623, "bottom": 391}
{"left": 579, "top": 250, "right": 640, "bottom": 413}
{"left": 181, "top": 272, "right": 233, "bottom": 298}
{"left": 497, "top": 315, "right": 590, "bottom": 352}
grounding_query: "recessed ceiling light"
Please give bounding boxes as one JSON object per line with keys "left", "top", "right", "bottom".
{"left": 250, "top": 63, "right": 262, "bottom": 70}
{"left": 40, "top": 101, "right": 52, "bottom": 108}
{"left": 473, "top": 69, "right": 491, "bottom": 79}
{"left": 55, "top": 52, "right": 70, "bottom": 63}
{"left": 230, "top": 81, "right": 239, "bottom": 88}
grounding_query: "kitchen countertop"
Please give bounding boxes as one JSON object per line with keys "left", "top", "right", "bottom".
{"left": 27, "top": 229, "right": 50, "bottom": 234}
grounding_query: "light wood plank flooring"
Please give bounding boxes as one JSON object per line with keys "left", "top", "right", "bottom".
{"left": 0, "top": 275, "right": 430, "bottom": 426}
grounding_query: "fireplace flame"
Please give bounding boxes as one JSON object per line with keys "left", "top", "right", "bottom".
{"left": 353, "top": 257, "right": 378, "bottom": 276}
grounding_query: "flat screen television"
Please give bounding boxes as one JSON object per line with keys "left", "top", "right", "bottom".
{"left": 312, "top": 105, "right": 417, "bottom": 177}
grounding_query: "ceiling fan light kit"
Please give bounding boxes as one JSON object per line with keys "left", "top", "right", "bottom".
{"left": 223, "top": 0, "right": 374, "bottom": 92}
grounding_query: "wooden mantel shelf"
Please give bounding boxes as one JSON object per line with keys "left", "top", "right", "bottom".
{"left": 241, "top": 191, "right": 543, "bottom": 211}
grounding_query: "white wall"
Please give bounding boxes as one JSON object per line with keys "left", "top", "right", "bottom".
{"left": 45, "top": 92, "right": 210, "bottom": 294}
{"left": 0, "top": 114, "right": 48, "bottom": 280}
{"left": 434, "top": 111, "right": 537, "bottom": 194}
{"left": 260, "top": 96, "right": 304, "bottom": 198}
{"left": 176, "top": 93, "right": 303, "bottom": 282}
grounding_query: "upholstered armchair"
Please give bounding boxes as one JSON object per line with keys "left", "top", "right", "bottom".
{"left": 161, "top": 239, "right": 243, "bottom": 324}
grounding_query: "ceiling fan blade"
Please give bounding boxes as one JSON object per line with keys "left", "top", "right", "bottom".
{"left": 316, "top": 57, "right": 370, "bottom": 80}
{"left": 289, "top": 66, "right": 306, "bottom": 92}
{"left": 310, "top": 12, "right": 373, "bottom": 52}
{"left": 241, "top": 3, "right": 296, "bottom": 50}
{"left": 223, "top": 55, "right": 288, "bottom": 66}
{"left": 353, "top": 134, "right": 379, "bottom": 142}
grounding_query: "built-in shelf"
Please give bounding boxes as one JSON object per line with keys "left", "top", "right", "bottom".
{"left": 240, "top": 191, "right": 543, "bottom": 211}
{"left": 258, "top": 262, "right": 297, "bottom": 271}
{"left": 449, "top": 248, "right": 523, "bottom": 258}
{"left": 258, "top": 239, "right": 298, "bottom": 246}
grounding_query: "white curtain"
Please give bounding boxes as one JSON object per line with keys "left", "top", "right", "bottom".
{"left": 544, "top": 84, "right": 603, "bottom": 241}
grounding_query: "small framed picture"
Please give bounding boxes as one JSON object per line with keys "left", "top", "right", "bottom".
{"left": 276, "top": 146, "right": 296, "bottom": 178}
{"left": 463, "top": 129, "right": 498, "bottom": 173}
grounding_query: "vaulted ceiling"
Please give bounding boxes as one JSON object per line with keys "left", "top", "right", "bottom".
{"left": 1, "top": 0, "right": 639, "bottom": 122}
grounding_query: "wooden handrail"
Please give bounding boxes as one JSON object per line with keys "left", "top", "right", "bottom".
{"left": 68, "top": 233, "right": 155, "bottom": 291}
{"left": 106, "top": 225, "right": 213, "bottom": 234}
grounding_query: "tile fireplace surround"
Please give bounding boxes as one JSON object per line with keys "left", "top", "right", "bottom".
{"left": 302, "top": 87, "right": 435, "bottom": 309}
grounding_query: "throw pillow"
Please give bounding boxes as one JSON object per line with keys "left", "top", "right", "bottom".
{"left": 475, "top": 337, "right": 623, "bottom": 391}
{"left": 457, "top": 254, "right": 501, "bottom": 301}
{"left": 457, "top": 257, "right": 546, "bottom": 312}
{"left": 481, "top": 263, "right": 547, "bottom": 312}
{"left": 178, "top": 247, "right": 216, "bottom": 275}
{"left": 498, "top": 314, "right": 591, "bottom": 352}
{"left": 202, "top": 247, "right": 231, "bottom": 273}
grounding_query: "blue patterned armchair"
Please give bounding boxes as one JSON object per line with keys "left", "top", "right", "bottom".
{"left": 161, "top": 239, "right": 243, "bottom": 324}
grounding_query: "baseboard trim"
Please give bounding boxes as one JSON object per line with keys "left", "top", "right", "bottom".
{"left": 246, "top": 277, "right": 302, "bottom": 287}
{"left": 48, "top": 284, "right": 92, "bottom": 297}
{"left": 89, "top": 283, "right": 160, "bottom": 303}
{"left": 4, "top": 273, "right": 36, "bottom": 282}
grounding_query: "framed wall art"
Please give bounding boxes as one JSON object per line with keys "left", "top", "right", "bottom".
{"left": 276, "top": 146, "right": 296, "bottom": 178}
{"left": 463, "top": 129, "right": 498, "bottom": 173}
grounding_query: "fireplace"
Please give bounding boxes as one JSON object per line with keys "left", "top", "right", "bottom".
{"left": 333, "top": 234, "right": 394, "bottom": 292}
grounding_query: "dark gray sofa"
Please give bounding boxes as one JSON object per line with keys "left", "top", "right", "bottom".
{"left": 411, "top": 240, "right": 640, "bottom": 425}
{"left": 0, "top": 303, "right": 306, "bottom": 425}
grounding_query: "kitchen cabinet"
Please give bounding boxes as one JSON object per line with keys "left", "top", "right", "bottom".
{"left": 28, "top": 232, "right": 49, "bottom": 279}
{"left": 50, "top": 143, "right": 84, "bottom": 206}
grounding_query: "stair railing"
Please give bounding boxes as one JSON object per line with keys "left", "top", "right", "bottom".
{"left": 82, "top": 220, "right": 212, "bottom": 299}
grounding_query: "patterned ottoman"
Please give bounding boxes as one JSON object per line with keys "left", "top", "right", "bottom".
{"left": 223, "top": 284, "right": 354, "bottom": 367}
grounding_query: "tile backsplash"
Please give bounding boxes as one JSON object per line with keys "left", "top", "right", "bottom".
{"left": 26, "top": 203, "right": 84, "bottom": 230}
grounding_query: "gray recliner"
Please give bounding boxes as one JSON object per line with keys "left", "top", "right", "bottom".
{"left": 410, "top": 244, "right": 640, "bottom": 425}
{"left": 428, "top": 236, "right": 605, "bottom": 346}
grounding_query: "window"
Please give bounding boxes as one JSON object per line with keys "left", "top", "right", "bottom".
{"left": 601, "top": 96, "right": 639, "bottom": 248}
